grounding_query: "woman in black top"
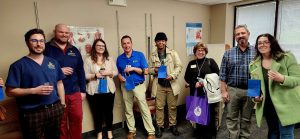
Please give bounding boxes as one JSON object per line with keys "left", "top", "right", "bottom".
{"left": 184, "top": 42, "right": 220, "bottom": 139}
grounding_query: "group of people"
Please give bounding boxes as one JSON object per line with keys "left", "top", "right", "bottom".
{"left": 5, "top": 24, "right": 85, "bottom": 139}
{"left": 1, "top": 23, "right": 300, "bottom": 139}
{"left": 218, "top": 25, "right": 300, "bottom": 139}
{"left": 184, "top": 24, "right": 300, "bottom": 139}
{"left": 1, "top": 24, "right": 183, "bottom": 139}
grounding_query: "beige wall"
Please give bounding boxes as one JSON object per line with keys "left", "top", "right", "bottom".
{"left": 0, "top": 0, "right": 212, "bottom": 133}
{"left": 209, "top": 4, "right": 226, "bottom": 44}
{"left": 209, "top": 3, "right": 234, "bottom": 46}
{"left": 225, "top": 3, "right": 234, "bottom": 46}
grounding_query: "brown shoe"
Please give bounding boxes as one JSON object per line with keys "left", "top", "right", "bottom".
{"left": 127, "top": 132, "right": 136, "bottom": 139}
{"left": 147, "top": 134, "right": 155, "bottom": 139}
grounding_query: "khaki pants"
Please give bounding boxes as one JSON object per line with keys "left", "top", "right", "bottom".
{"left": 156, "top": 85, "right": 178, "bottom": 127}
{"left": 121, "top": 83, "right": 155, "bottom": 134}
{"left": 226, "top": 86, "right": 255, "bottom": 139}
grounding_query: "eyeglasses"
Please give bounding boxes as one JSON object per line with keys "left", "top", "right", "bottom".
{"left": 197, "top": 49, "right": 205, "bottom": 52}
{"left": 257, "top": 41, "right": 270, "bottom": 46}
{"left": 30, "top": 39, "right": 45, "bottom": 44}
{"left": 96, "top": 44, "right": 105, "bottom": 48}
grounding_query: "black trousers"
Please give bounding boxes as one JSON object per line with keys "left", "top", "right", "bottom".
{"left": 87, "top": 93, "right": 115, "bottom": 133}
{"left": 264, "top": 94, "right": 280, "bottom": 139}
{"left": 195, "top": 103, "right": 217, "bottom": 139}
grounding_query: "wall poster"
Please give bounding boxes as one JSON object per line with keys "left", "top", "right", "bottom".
{"left": 186, "top": 23, "right": 202, "bottom": 56}
{"left": 68, "top": 26, "right": 104, "bottom": 57}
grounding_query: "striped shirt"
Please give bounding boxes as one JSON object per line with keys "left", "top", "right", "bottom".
{"left": 219, "top": 45, "right": 256, "bottom": 89}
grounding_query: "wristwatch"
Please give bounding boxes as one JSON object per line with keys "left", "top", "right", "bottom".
{"left": 141, "top": 69, "right": 145, "bottom": 75}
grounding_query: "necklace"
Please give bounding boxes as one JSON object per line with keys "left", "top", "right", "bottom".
{"left": 195, "top": 58, "right": 206, "bottom": 77}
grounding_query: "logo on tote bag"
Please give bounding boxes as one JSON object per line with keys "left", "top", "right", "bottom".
{"left": 194, "top": 106, "right": 202, "bottom": 116}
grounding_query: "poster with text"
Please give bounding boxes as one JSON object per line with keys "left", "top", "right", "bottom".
{"left": 68, "top": 26, "right": 104, "bottom": 57}
{"left": 186, "top": 23, "right": 202, "bottom": 56}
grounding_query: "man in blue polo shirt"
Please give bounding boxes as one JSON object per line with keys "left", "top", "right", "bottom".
{"left": 5, "top": 28, "right": 65, "bottom": 139}
{"left": 117, "top": 35, "right": 155, "bottom": 139}
{"left": 44, "top": 24, "right": 86, "bottom": 139}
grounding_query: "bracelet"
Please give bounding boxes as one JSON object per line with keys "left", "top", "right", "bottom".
{"left": 94, "top": 74, "right": 97, "bottom": 79}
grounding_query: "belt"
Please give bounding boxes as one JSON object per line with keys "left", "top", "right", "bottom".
{"left": 135, "top": 82, "right": 144, "bottom": 86}
{"left": 22, "top": 100, "right": 60, "bottom": 112}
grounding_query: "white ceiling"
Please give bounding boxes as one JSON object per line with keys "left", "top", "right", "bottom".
{"left": 176, "top": 0, "right": 243, "bottom": 5}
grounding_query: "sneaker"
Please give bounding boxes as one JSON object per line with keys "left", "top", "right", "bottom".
{"left": 127, "top": 132, "right": 136, "bottom": 139}
{"left": 147, "top": 134, "right": 155, "bottom": 139}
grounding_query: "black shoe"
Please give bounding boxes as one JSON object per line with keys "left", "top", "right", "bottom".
{"left": 155, "top": 127, "right": 163, "bottom": 138}
{"left": 170, "top": 126, "right": 180, "bottom": 136}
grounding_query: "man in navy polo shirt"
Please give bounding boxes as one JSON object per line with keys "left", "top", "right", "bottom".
{"left": 5, "top": 28, "right": 65, "bottom": 139}
{"left": 117, "top": 35, "right": 155, "bottom": 139}
{"left": 44, "top": 24, "right": 86, "bottom": 139}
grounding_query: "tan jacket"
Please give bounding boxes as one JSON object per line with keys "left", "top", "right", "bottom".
{"left": 84, "top": 56, "right": 118, "bottom": 95}
{"left": 149, "top": 47, "right": 183, "bottom": 97}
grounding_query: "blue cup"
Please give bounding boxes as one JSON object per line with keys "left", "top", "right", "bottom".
{"left": 0, "top": 86, "right": 4, "bottom": 100}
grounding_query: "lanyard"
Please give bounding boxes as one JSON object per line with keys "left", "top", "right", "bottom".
{"left": 195, "top": 58, "right": 206, "bottom": 77}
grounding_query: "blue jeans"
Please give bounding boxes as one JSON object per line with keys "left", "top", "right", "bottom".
{"left": 278, "top": 122, "right": 295, "bottom": 139}
{"left": 265, "top": 107, "right": 295, "bottom": 139}
{"left": 264, "top": 92, "right": 295, "bottom": 139}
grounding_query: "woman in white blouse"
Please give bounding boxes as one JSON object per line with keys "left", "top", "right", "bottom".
{"left": 84, "top": 39, "right": 118, "bottom": 139}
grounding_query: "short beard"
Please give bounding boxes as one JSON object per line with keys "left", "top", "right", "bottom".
{"left": 55, "top": 38, "right": 68, "bottom": 45}
{"left": 238, "top": 38, "right": 247, "bottom": 46}
{"left": 29, "top": 48, "right": 44, "bottom": 55}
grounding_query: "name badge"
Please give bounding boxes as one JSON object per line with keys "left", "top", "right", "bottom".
{"left": 191, "top": 64, "right": 196, "bottom": 68}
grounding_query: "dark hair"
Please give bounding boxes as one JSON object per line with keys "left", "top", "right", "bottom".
{"left": 90, "top": 39, "right": 109, "bottom": 63}
{"left": 24, "top": 28, "right": 45, "bottom": 43}
{"left": 121, "top": 35, "right": 132, "bottom": 43}
{"left": 193, "top": 42, "right": 208, "bottom": 55}
{"left": 155, "top": 32, "right": 168, "bottom": 42}
{"left": 254, "top": 33, "right": 285, "bottom": 60}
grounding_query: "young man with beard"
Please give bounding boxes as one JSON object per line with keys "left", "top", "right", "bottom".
{"left": 219, "top": 25, "right": 256, "bottom": 139}
{"left": 44, "top": 24, "right": 86, "bottom": 139}
{"left": 148, "top": 32, "right": 182, "bottom": 138}
{"left": 116, "top": 35, "right": 156, "bottom": 139}
{"left": 5, "top": 28, "right": 66, "bottom": 139}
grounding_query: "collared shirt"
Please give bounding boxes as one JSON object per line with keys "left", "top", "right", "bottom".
{"left": 44, "top": 39, "right": 86, "bottom": 94}
{"left": 116, "top": 50, "right": 148, "bottom": 85}
{"left": 219, "top": 45, "right": 256, "bottom": 88}
{"left": 6, "top": 56, "right": 65, "bottom": 110}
